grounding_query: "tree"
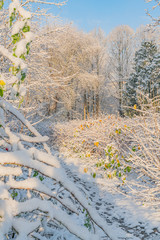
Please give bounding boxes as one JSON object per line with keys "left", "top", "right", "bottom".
{"left": 106, "top": 25, "right": 134, "bottom": 116}
{"left": 124, "top": 41, "right": 160, "bottom": 110}
{"left": 134, "top": 24, "right": 160, "bottom": 50}
{"left": 146, "top": 0, "right": 160, "bottom": 26}
{"left": 26, "top": 25, "right": 108, "bottom": 120}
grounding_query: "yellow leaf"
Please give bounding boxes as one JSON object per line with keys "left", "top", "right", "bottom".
{"left": 0, "top": 80, "right": 6, "bottom": 86}
{"left": 84, "top": 168, "right": 88, "bottom": 173}
{"left": 124, "top": 125, "right": 127, "bottom": 128}
{"left": 82, "top": 140, "right": 85, "bottom": 144}
{"left": 94, "top": 142, "right": 99, "bottom": 147}
{"left": 133, "top": 104, "right": 137, "bottom": 110}
{"left": 86, "top": 153, "right": 91, "bottom": 157}
{"left": 105, "top": 164, "right": 108, "bottom": 168}
{"left": 108, "top": 173, "right": 112, "bottom": 179}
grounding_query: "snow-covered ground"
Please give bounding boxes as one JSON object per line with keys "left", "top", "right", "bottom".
{"left": 56, "top": 151, "right": 160, "bottom": 240}
{"left": 1, "top": 111, "right": 159, "bottom": 240}
{"left": 34, "top": 115, "right": 160, "bottom": 240}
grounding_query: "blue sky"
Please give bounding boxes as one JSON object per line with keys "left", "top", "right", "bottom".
{"left": 51, "top": 0, "right": 154, "bottom": 34}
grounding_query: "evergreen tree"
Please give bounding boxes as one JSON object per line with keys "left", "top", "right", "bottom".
{"left": 124, "top": 41, "right": 160, "bottom": 110}
{"left": 150, "top": 52, "right": 160, "bottom": 97}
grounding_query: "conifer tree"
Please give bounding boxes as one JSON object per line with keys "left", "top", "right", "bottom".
{"left": 124, "top": 41, "right": 160, "bottom": 110}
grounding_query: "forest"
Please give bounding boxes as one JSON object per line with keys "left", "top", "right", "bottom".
{"left": 0, "top": 0, "right": 160, "bottom": 239}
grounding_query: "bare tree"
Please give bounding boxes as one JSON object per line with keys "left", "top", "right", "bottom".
{"left": 146, "top": 0, "right": 160, "bottom": 26}
{"left": 106, "top": 25, "right": 134, "bottom": 116}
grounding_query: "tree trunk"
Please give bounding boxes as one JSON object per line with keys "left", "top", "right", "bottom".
{"left": 95, "top": 90, "right": 99, "bottom": 118}
{"left": 84, "top": 90, "right": 87, "bottom": 120}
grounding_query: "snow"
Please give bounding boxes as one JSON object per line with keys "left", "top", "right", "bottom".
{"left": 15, "top": 39, "right": 28, "bottom": 57}
{"left": 11, "top": 20, "right": 26, "bottom": 35}
{"left": 0, "top": 166, "right": 22, "bottom": 176}
{"left": 1, "top": 99, "right": 159, "bottom": 239}
{"left": 0, "top": 45, "right": 27, "bottom": 69}
{"left": 9, "top": 0, "right": 31, "bottom": 19}
{"left": 59, "top": 152, "right": 160, "bottom": 239}
{"left": 13, "top": 218, "right": 41, "bottom": 238}
{"left": 0, "top": 146, "right": 118, "bottom": 240}
{"left": 0, "top": 107, "right": 5, "bottom": 127}
{"left": 25, "top": 31, "right": 34, "bottom": 42}
{"left": 0, "top": 0, "right": 159, "bottom": 239}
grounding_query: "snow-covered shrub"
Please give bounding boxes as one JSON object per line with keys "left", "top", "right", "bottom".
{"left": 120, "top": 97, "right": 160, "bottom": 207}
{"left": 54, "top": 116, "right": 133, "bottom": 181}
{"left": 54, "top": 98, "right": 160, "bottom": 208}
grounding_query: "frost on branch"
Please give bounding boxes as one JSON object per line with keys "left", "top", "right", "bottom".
{"left": 0, "top": 0, "right": 33, "bottom": 101}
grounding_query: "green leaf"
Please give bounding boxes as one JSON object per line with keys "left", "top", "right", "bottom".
{"left": 0, "top": 0, "right": 4, "bottom": 10}
{"left": 33, "top": 171, "right": 39, "bottom": 177}
{"left": 107, "top": 163, "right": 111, "bottom": 168}
{"left": 132, "top": 146, "right": 136, "bottom": 152}
{"left": 12, "top": 33, "right": 21, "bottom": 44}
{"left": 11, "top": 191, "right": 18, "bottom": 199}
{"left": 18, "top": 96, "right": 24, "bottom": 109}
{"left": 0, "top": 88, "right": 3, "bottom": 97}
{"left": 10, "top": 8, "right": 16, "bottom": 26}
{"left": 13, "top": 53, "right": 17, "bottom": 57}
{"left": 118, "top": 172, "right": 122, "bottom": 177}
{"left": 39, "top": 176, "right": 44, "bottom": 181}
{"left": 107, "top": 146, "right": 112, "bottom": 153}
{"left": 20, "top": 54, "right": 26, "bottom": 60}
{"left": 22, "top": 25, "right": 30, "bottom": 33}
{"left": 21, "top": 71, "right": 26, "bottom": 81}
{"left": 92, "top": 173, "right": 96, "bottom": 178}
{"left": 26, "top": 43, "right": 30, "bottom": 55}
{"left": 126, "top": 166, "right": 131, "bottom": 173}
